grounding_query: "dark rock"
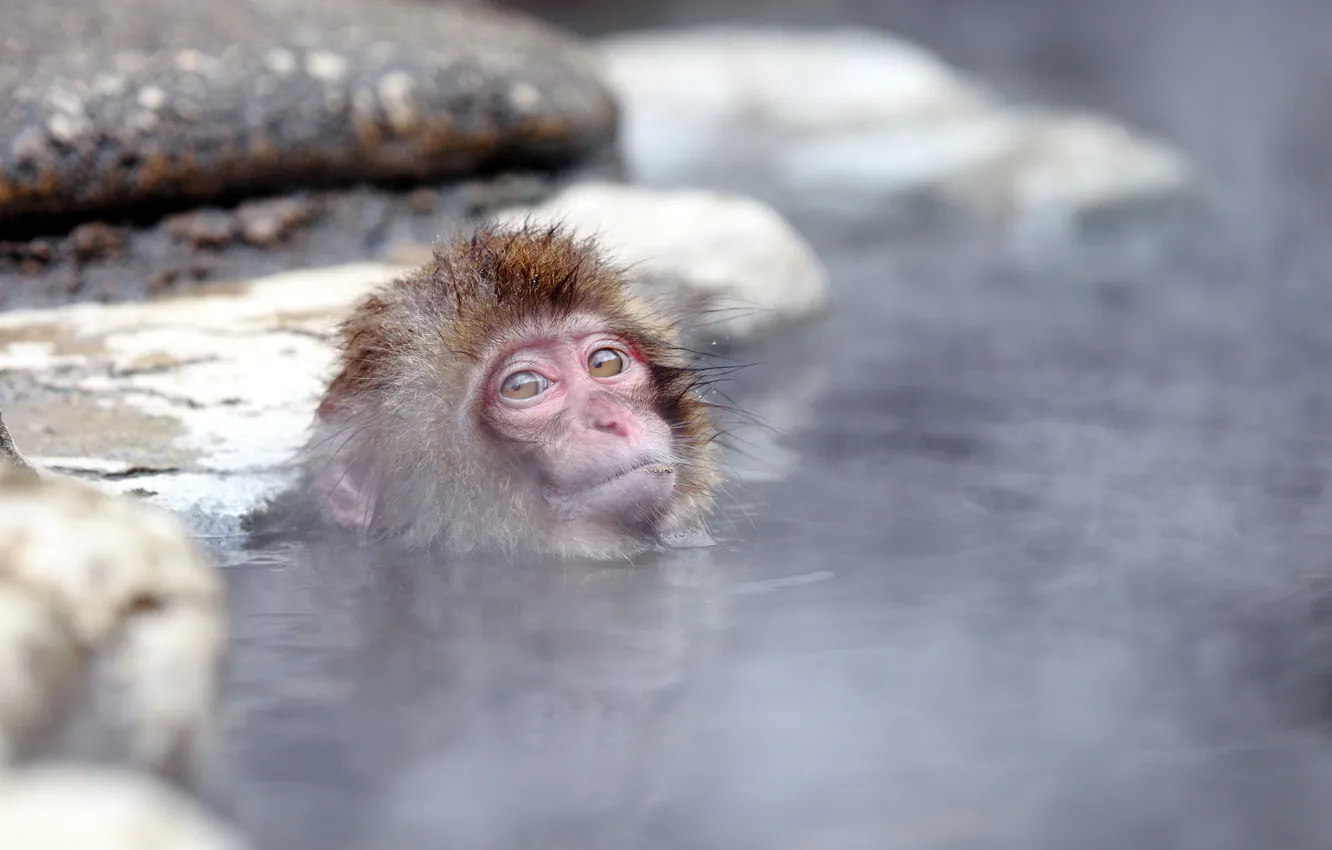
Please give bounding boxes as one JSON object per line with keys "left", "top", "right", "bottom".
{"left": 188, "top": 260, "right": 216, "bottom": 281}
{"left": 0, "top": 160, "right": 622, "bottom": 311}
{"left": 166, "top": 210, "right": 238, "bottom": 249}
{"left": 408, "top": 188, "right": 439, "bottom": 215}
{"left": 0, "top": 0, "right": 618, "bottom": 225}
{"left": 235, "top": 197, "right": 318, "bottom": 246}
{"left": 146, "top": 270, "right": 179, "bottom": 294}
{"left": 0, "top": 241, "right": 52, "bottom": 266}
{"left": 66, "top": 223, "right": 125, "bottom": 263}
{"left": 455, "top": 172, "right": 558, "bottom": 215}
{"left": 0, "top": 412, "right": 38, "bottom": 479}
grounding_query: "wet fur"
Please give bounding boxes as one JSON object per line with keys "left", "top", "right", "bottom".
{"left": 304, "top": 224, "right": 722, "bottom": 558}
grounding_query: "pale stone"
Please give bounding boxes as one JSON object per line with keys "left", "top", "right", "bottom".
{"left": 773, "top": 113, "right": 1028, "bottom": 195}
{"left": 940, "top": 112, "right": 1193, "bottom": 219}
{"left": 0, "top": 766, "right": 248, "bottom": 850}
{"left": 599, "top": 26, "right": 985, "bottom": 136}
{"left": 378, "top": 71, "right": 420, "bottom": 134}
{"left": 0, "top": 263, "right": 400, "bottom": 534}
{"left": 0, "top": 467, "right": 225, "bottom": 778}
{"left": 492, "top": 182, "right": 831, "bottom": 346}
{"left": 95, "top": 604, "right": 226, "bottom": 779}
{"left": 598, "top": 26, "right": 1192, "bottom": 224}
{"left": 0, "top": 468, "right": 222, "bottom": 644}
{"left": 0, "top": 587, "right": 81, "bottom": 765}
{"left": 303, "top": 50, "right": 348, "bottom": 83}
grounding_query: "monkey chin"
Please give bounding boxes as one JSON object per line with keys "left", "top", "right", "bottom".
{"left": 543, "top": 462, "right": 682, "bottom": 559}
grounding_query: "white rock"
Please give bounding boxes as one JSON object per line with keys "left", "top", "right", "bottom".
{"left": 0, "top": 586, "right": 82, "bottom": 765}
{"left": 774, "top": 112, "right": 1028, "bottom": 196}
{"left": 493, "top": 182, "right": 830, "bottom": 346}
{"left": 0, "top": 263, "right": 400, "bottom": 536}
{"left": 0, "top": 765, "right": 248, "bottom": 850}
{"left": 599, "top": 26, "right": 985, "bottom": 134}
{"left": 598, "top": 26, "right": 1192, "bottom": 223}
{"left": 0, "top": 468, "right": 222, "bottom": 645}
{"left": 98, "top": 603, "right": 226, "bottom": 779}
{"left": 0, "top": 467, "right": 225, "bottom": 779}
{"left": 940, "top": 112, "right": 1193, "bottom": 218}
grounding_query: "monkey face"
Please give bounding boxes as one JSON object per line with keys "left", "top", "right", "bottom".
{"left": 481, "top": 327, "right": 680, "bottom": 533}
{"left": 305, "top": 225, "right": 720, "bottom": 558}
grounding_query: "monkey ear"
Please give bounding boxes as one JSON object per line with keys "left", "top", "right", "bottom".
{"left": 320, "top": 464, "right": 376, "bottom": 532}
{"left": 308, "top": 419, "right": 377, "bottom": 532}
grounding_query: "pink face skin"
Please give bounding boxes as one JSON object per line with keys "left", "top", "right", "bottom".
{"left": 483, "top": 328, "right": 679, "bottom": 533}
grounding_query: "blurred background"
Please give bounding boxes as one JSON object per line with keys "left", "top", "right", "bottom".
{"left": 510, "top": 0, "right": 1332, "bottom": 222}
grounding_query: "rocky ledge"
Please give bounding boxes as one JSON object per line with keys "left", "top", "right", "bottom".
{"left": 0, "top": 0, "right": 621, "bottom": 310}
{"left": 1, "top": 0, "right": 616, "bottom": 224}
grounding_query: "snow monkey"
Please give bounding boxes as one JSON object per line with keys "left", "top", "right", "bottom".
{"left": 304, "top": 224, "right": 723, "bottom": 559}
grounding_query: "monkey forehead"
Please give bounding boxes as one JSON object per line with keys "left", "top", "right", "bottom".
{"left": 455, "top": 298, "right": 678, "bottom": 351}
{"left": 467, "top": 311, "right": 649, "bottom": 367}
{"left": 435, "top": 267, "right": 677, "bottom": 343}
{"left": 428, "top": 226, "right": 680, "bottom": 348}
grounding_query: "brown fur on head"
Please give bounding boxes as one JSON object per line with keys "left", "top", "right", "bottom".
{"left": 304, "top": 223, "right": 721, "bottom": 559}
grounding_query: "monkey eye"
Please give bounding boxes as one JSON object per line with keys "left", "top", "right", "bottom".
{"left": 499, "top": 370, "right": 550, "bottom": 401}
{"left": 587, "top": 347, "right": 628, "bottom": 378}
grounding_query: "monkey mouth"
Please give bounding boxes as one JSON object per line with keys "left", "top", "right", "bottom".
{"left": 604, "top": 463, "right": 671, "bottom": 482}
{"left": 548, "top": 460, "right": 677, "bottom": 499}
{"left": 542, "top": 460, "right": 678, "bottom": 528}
{"left": 586, "top": 461, "right": 675, "bottom": 490}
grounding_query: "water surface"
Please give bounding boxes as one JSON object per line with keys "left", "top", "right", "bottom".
{"left": 217, "top": 1, "right": 1332, "bottom": 846}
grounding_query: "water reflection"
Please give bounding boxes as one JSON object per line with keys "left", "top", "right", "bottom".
{"left": 220, "top": 532, "right": 735, "bottom": 849}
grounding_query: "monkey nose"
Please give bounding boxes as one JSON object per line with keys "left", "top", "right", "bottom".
{"left": 591, "top": 412, "right": 632, "bottom": 438}
{"left": 584, "top": 397, "right": 637, "bottom": 439}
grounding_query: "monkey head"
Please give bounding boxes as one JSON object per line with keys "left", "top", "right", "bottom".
{"left": 304, "top": 224, "right": 721, "bottom": 559}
